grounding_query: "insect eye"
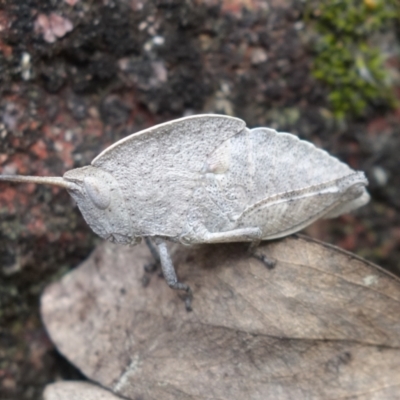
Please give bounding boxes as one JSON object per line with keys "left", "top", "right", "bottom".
{"left": 83, "top": 176, "right": 111, "bottom": 210}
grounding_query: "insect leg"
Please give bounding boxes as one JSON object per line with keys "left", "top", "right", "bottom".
{"left": 251, "top": 252, "right": 276, "bottom": 270}
{"left": 154, "top": 238, "right": 193, "bottom": 311}
{"left": 201, "top": 227, "right": 262, "bottom": 243}
{"left": 144, "top": 237, "right": 160, "bottom": 262}
{"left": 144, "top": 237, "right": 160, "bottom": 272}
{"left": 247, "top": 239, "right": 276, "bottom": 269}
{"left": 248, "top": 240, "right": 261, "bottom": 251}
{"left": 141, "top": 237, "right": 162, "bottom": 287}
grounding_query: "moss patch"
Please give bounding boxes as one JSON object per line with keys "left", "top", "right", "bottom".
{"left": 307, "top": 0, "right": 399, "bottom": 119}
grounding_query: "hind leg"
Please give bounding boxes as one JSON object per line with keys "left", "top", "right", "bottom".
{"left": 247, "top": 240, "right": 276, "bottom": 270}
{"left": 184, "top": 227, "right": 262, "bottom": 244}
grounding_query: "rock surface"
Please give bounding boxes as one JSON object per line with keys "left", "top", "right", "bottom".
{"left": 41, "top": 236, "right": 400, "bottom": 400}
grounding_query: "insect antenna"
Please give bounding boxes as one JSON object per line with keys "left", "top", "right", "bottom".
{"left": 0, "top": 175, "right": 74, "bottom": 190}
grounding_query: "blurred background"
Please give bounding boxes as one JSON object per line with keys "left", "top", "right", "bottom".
{"left": 0, "top": 0, "right": 399, "bottom": 398}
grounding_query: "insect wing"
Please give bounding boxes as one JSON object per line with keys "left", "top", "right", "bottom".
{"left": 203, "top": 126, "right": 369, "bottom": 238}
{"left": 91, "top": 115, "right": 246, "bottom": 237}
{"left": 237, "top": 127, "right": 369, "bottom": 237}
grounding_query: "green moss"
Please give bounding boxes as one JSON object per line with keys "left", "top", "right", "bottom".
{"left": 307, "top": 0, "right": 399, "bottom": 119}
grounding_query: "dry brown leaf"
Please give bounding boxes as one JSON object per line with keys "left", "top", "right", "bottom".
{"left": 43, "top": 381, "right": 123, "bottom": 399}
{"left": 41, "top": 236, "right": 400, "bottom": 399}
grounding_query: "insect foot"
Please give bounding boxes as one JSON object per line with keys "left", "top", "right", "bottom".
{"left": 0, "top": 114, "right": 369, "bottom": 309}
{"left": 251, "top": 252, "right": 277, "bottom": 270}
{"left": 247, "top": 240, "right": 276, "bottom": 269}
